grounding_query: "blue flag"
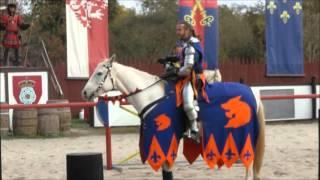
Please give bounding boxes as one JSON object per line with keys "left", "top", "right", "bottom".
{"left": 178, "top": 0, "right": 219, "bottom": 69}
{"left": 96, "top": 99, "right": 109, "bottom": 127}
{"left": 266, "top": 0, "right": 304, "bottom": 76}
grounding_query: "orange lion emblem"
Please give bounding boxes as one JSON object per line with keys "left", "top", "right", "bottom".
{"left": 155, "top": 114, "right": 171, "bottom": 131}
{"left": 221, "top": 96, "right": 251, "bottom": 128}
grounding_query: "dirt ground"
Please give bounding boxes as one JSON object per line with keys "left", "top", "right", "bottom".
{"left": 1, "top": 120, "right": 318, "bottom": 180}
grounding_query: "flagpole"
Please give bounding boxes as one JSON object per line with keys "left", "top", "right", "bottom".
{"left": 0, "top": 4, "right": 5, "bottom": 180}
{"left": 23, "top": 3, "right": 37, "bottom": 67}
{"left": 0, "top": 130, "right": 2, "bottom": 180}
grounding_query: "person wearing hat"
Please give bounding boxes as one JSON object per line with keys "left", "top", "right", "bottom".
{"left": 0, "top": 3, "right": 30, "bottom": 66}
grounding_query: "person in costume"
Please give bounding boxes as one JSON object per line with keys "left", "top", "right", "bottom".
{"left": 175, "top": 21, "right": 207, "bottom": 143}
{"left": 0, "top": 3, "right": 30, "bottom": 66}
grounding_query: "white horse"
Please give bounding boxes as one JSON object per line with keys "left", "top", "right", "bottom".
{"left": 82, "top": 56, "right": 265, "bottom": 180}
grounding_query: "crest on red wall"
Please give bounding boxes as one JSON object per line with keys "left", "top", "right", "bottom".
{"left": 12, "top": 76, "right": 42, "bottom": 104}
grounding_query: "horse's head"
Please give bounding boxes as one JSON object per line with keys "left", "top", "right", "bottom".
{"left": 82, "top": 55, "right": 117, "bottom": 101}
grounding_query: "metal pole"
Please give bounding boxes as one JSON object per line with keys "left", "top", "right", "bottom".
{"left": 23, "top": 3, "right": 37, "bottom": 67}
{"left": 41, "top": 39, "right": 64, "bottom": 97}
{"left": 23, "top": 23, "right": 33, "bottom": 67}
{"left": 0, "top": 102, "right": 97, "bottom": 109}
{"left": 260, "top": 94, "right": 320, "bottom": 100}
{"left": 41, "top": 52, "right": 59, "bottom": 94}
{"left": 0, "top": 94, "right": 319, "bottom": 110}
{"left": 0, "top": 2, "right": 4, "bottom": 178}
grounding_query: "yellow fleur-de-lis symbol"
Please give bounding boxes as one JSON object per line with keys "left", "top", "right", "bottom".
{"left": 201, "top": 16, "right": 214, "bottom": 27}
{"left": 293, "top": 2, "right": 302, "bottom": 15}
{"left": 280, "top": 11, "right": 290, "bottom": 24}
{"left": 184, "top": 15, "right": 195, "bottom": 26}
{"left": 267, "top": 1, "right": 277, "bottom": 14}
{"left": 183, "top": 0, "right": 214, "bottom": 27}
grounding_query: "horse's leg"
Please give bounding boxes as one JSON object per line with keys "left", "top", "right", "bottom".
{"left": 162, "top": 161, "right": 173, "bottom": 180}
{"left": 245, "top": 163, "right": 254, "bottom": 180}
{"left": 253, "top": 101, "right": 266, "bottom": 180}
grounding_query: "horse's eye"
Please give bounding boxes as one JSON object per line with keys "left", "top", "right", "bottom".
{"left": 97, "top": 72, "right": 103, "bottom": 76}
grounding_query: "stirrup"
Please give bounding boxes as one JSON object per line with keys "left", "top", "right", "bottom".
{"left": 183, "top": 129, "right": 200, "bottom": 144}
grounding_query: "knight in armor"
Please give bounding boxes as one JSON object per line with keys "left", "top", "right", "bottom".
{"left": 0, "top": 3, "right": 30, "bottom": 66}
{"left": 175, "top": 21, "right": 205, "bottom": 143}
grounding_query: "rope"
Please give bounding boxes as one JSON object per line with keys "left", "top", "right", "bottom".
{"left": 119, "top": 105, "right": 138, "bottom": 116}
{"left": 117, "top": 151, "right": 140, "bottom": 164}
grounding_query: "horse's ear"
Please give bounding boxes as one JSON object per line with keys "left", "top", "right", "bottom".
{"left": 109, "top": 54, "right": 116, "bottom": 64}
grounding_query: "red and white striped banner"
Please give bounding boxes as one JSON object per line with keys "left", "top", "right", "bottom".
{"left": 66, "top": 0, "right": 109, "bottom": 78}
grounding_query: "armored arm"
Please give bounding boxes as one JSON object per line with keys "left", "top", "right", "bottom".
{"left": 177, "top": 45, "right": 195, "bottom": 77}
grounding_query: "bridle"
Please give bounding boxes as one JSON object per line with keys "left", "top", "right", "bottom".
{"left": 92, "top": 63, "right": 163, "bottom": 100}
{"left": 95, "top": 63, "right": 115, "bottom": 92}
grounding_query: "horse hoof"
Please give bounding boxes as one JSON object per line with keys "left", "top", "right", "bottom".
{"left": 253, "top": 176, "right": 261, "bottom": 180}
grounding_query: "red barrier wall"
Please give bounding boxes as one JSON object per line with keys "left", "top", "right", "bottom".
{"left": 219, "top": 61, "right": 320, "bottom": 85}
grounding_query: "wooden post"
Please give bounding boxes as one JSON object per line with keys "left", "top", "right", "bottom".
{"left": 106, "top": 127, "right": 112, "bottom": 170}
{"left": 311, "top": 76, "right": 317, "bottom": 119}
{"left": 318, "top": 109, "right": 320, "bottom": 179}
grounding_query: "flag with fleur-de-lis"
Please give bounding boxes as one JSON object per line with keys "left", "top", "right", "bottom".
{"left": 178, "top": 0, "right": 219, "bottom": 70}
{"left": 266, "top": 0, "right": 304, "bottom": 76}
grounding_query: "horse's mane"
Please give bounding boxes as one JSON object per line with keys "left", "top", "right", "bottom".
{"left": 114, "top": 62, "right": 160, "bottom": 80}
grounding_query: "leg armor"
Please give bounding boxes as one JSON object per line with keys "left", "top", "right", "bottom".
{"left": 182, "top": 82, "right": 199, "bottom": 133}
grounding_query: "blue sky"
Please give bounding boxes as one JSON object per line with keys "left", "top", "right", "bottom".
{"left": 118, "top": 0, "right": 263, "bottom": 11}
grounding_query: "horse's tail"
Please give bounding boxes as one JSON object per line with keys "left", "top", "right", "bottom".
{"left": 253, "top": 99, "right": 266, "bottom": 179}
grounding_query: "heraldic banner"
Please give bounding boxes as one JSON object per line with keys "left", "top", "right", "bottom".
{"left": 178, "top": 0, "right": 219, "bottom": 70}
{"left": 266, "top": 0, "right": 304, "bottom": 76}
{"left": 66, "top": 0, "right": 109, "bottom": 78}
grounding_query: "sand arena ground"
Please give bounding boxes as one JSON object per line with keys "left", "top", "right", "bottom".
{"left": 1, "top": 120, "right": 318, "bottom": 180}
